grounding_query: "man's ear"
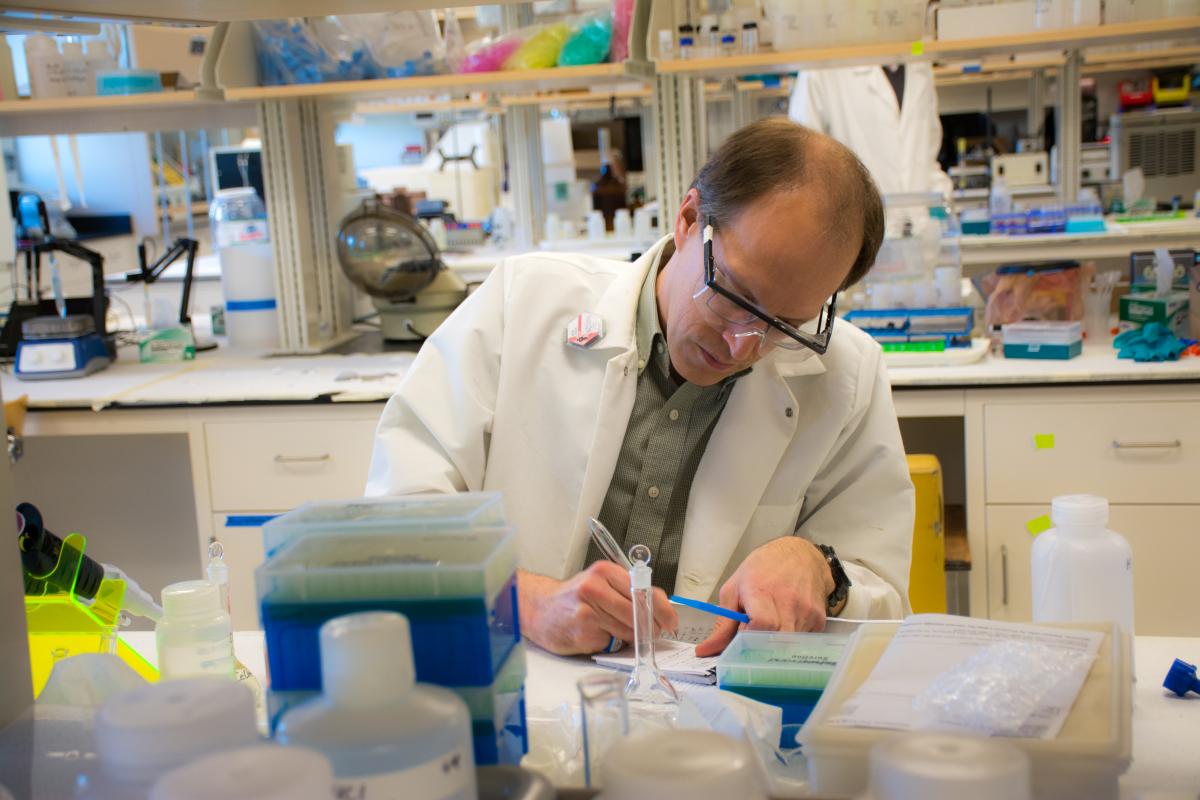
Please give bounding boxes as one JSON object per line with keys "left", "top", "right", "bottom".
{"left": 673, "top": 188, "right": 703, "bottom": 251}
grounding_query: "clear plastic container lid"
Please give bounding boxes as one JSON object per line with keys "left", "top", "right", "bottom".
{"left": 1001, "top": 321, "right": 1083, "bottom": 346}
{"left": 717, "top": 630, "right": 851, "bottom": 690}
{"left": 256, "top": 525, "right": 516, "bottom": 606}
{"left": 262, "top": 492, "right": 507, "bottom": 558}
{"left": 210, "top": 187, "right": 266, "bottom": 224}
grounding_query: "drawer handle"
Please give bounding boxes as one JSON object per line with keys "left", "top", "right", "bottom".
{"left": 1111, "top": 439, "right": 1181, "bottom": 450}
{"left": 1001, "top": 544, "right": 1009, "bottom": 607}
{"left": 274, "top": 453, "right": 332, "bottom": 464}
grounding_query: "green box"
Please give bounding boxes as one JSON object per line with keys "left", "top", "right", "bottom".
{"left": 138, "top": 326, "right": 196, "bottom": 362}
{"left": 1119, "top": 291, "right": 1189, "bottom": 336}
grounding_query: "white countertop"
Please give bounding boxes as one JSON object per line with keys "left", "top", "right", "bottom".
{"left": 3, "top": 340, "right": 1197, "bottom": 411}
{"left": 119, "top": 631, "right": 1200, "bottom": 797}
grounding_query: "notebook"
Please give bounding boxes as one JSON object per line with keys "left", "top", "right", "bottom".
{"left": 590, "top": 615, "right": 719, "bottom": 685}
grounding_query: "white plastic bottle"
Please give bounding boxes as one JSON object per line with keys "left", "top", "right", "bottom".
{"left": 1031, "top": 495, "right": 1134, "bottom": 643}
{"left": 276, "top": 611, "right": 477, "bottom": 800}
{"left": 155, "top": 580, "right": 235, "bottom": 681}
{"left": 76, "top": 678, "right": 257, "bottom": 799}
{"left": 210, "top": 187, "right": 278, "bottom": 351}
{"left": 150, "top": 744, "right": 333, "bottom": 800}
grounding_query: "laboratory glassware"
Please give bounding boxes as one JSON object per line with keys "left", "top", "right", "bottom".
{"left": 276, "top": 611, "right": 477, "bottom": 800}
{"left": 623, "top": 544, "right": 679, "bottom": 705}
{"left": 578, "top": 672, "right": 629, "bottom": 788}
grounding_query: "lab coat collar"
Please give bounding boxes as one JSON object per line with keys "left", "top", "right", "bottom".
{"left": 585, "top": 236, "right": 669, "bottom": 354}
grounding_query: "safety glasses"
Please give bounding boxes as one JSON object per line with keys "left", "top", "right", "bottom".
{"left": 692, "top": 221, "right": 837, "bottom": 355}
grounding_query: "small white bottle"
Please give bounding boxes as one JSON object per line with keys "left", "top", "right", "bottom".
{"left": 1031, "top": 495, "right": 1134, "bottom": 644}
{"left": 155, "top": 580, "right": 235, "bottom": 681}
{"left": 150, "top": 744, "right": 333, "bottom": 800}
{"left": 77, "top": 679, "right": 257, "bottom": 800}
{"left": 276, "top": 612, "right": 477, "bottom": 800}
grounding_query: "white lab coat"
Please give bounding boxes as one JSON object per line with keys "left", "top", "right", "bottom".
{"left": 789, "top": 63, "right": 952, "bottom": 198}
{"left": 367, "top": 236, "right": 914, "bottom": 619}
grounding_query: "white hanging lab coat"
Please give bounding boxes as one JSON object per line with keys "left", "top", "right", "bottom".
{"left": 789, "top": 63, "right": 952, "bottom": 198}
{"left": 366, "top": 236, "right": 914, "bottom": 619}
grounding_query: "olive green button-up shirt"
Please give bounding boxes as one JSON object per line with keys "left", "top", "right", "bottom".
{"left": 585, "top": 251, "right": 749, "bottom": 593}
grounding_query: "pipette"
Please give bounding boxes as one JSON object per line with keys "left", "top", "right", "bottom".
{"left": 624, "top": 543, "right": 679, "bottom": 705}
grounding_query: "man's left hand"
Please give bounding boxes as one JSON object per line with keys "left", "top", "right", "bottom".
{"left": 695, "top": 537, "right": 838, "bottom": 657}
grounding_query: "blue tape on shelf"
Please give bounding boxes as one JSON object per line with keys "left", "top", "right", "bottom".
{"left": 225, "top": 514, "right": 280, "bottom": 528}
{"left": 226, "top": 299, "right": 278, "bottom": 312}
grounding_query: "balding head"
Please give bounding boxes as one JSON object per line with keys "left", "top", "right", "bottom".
{"left": 689, "top": 118, "right": 884, "bottom": 289}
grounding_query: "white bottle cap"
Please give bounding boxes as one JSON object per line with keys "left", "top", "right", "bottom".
{"left": 161, "top": 580, "right": 223, "bottom": 620}
{"left": 868, "top": 734, "right": 1031, "bottom": 800}
{"left": 320, "top": 611, "right": 414, "bottom": 706}
{"left": 600, "top": 730, "right": 767, "bottom": 800}
{"left": 97, "top": 679, "right": 257, "bottom": 783}
{"left": 150, "top": 745, "right": 333, "bottom": 800}
{"left": 1051, "top": 494, "right": 1110, "bottom": 528}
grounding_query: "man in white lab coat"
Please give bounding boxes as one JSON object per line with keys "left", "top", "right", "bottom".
{"left": 788, "top": 63, "right": 953, "bottom": 197}
{"left": 368, "top": 119, "right": 914, "bottom": 656}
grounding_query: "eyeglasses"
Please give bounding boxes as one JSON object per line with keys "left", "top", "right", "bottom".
{"left": 691, "top": 220, "right": 837, "bottom": 355}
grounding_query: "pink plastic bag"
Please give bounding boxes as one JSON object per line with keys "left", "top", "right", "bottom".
{"left": 610, "top": 0, "right": 633, "bottom": 61}
{"left": 459, "top": 33, "right": 524, "bottom": 73}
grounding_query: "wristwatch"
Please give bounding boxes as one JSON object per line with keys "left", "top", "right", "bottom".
{"left": 817, "top": 544, "right": 852, "bottom": 614}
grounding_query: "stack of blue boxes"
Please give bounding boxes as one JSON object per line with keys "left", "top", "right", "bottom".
{"left": 254, "top": 493, "right": 527, "bottom": 765}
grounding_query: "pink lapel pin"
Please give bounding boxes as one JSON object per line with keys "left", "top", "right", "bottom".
{"left": 566, "top": 312, "right": 605, "bottom": 348}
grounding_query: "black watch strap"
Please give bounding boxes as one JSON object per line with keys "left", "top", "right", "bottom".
{"left": 817, "top": 544, "right": 852, "bottom": 614}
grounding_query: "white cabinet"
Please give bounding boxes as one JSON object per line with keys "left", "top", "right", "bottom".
{"left": 985, "top": 505, "right": 1200, "bottom": 636}
{"left": 205, "top": 418, "right": 378, "bottom": 511}
{"left": 985, "top": 400, "right": 1198, "bottom": 504}
{"left": 978, "top": 387, "right": 1200, "bottom": 637}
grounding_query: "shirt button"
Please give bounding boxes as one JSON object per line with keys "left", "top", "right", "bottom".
{"left": 669, "top": 409, "right": 680, "bottom": 421}
{"left": 647, "top": 486, "right": 660, "bottom": 499}
{"left": 656, "top": 341, "right": 665, "bottom": 354}
{"left": 638, "top": 360, "right": 646, "bottom": 370}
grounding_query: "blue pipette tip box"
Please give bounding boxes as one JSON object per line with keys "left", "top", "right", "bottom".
{"left": 257, "top": 493, "right": 519, "bottom": 690}
{"left": 717, "top": 630, "right": 851, "bottom": 745}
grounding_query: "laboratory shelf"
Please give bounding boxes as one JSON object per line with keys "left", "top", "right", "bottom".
{"left": 656, "top": 16, "right": 1200, "bottom": 78}
{"left": 224, "top": 63, "right": 648, "bottom": 104}
{"left": 0, "top": 90, "right": 257, "bottom": 137}
{"left": 0, "top": 0, "right": 463, "bottom": 24}
{"left": 959, "top": 218, "right": 1200, "bottom": 267}
{"left": 933, "top": 45, "right": 1200, "bottom": 86}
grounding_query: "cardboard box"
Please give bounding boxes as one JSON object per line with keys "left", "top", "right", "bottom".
{"left": 1118, "top": 291, "right": 1190, "bottom": 336}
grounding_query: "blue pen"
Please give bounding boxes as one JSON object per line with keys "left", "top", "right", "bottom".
{"left": 669, "top": 595, "right": 751, "bottom": 624}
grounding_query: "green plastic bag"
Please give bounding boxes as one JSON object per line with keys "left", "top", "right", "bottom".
{"left": 558, "top": 15, "right": 613, "bottom": 66}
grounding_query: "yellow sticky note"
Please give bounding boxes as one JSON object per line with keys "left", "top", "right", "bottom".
{"left": 1027, "top": 515, "right": 1052, "bottom": 537}
{"left": 910, "top": 40, "right": 925, "bottom": 56}
{"left": 1034, "top": 433, "right": 1055, "bottom": 450}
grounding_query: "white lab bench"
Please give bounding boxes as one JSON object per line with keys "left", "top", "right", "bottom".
{"left": 3, "top": 342, "right": 1199, "bottom": 635}
{"left": 118, "top": 630, "right": 1200, "bottom": 797}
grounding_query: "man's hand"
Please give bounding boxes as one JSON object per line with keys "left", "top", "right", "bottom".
{"left": 517, "top": 563, "right": 679, "bottom": 656}
{"left": 694, "top": 537, "right": 837, "bottom": 658}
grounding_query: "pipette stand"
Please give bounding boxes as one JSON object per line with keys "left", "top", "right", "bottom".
{"left": 24, "top": 531, "right": 158, "bottom": 696}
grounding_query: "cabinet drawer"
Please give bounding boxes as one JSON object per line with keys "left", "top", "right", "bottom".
{"left": 985, "top": 504, "right": 1200, "bottom": 636}
{"left": 984, "top": 401, "right": 1198, "bottom": 504}
{"left": 211, "top": 514, "right": 272, "bottom": 631}
{"left": 206, "top": 419, "right": 377, "bottom": 511}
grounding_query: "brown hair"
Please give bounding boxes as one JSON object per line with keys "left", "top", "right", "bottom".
{"left": 689, "top": 117, "right": 884, "bottom": 290}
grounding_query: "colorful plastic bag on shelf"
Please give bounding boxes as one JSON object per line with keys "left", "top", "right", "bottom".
{"left": 460, "top": 31, "right": 526, "bottom": 73}
{"left": 505, "top": 23, "right": 571, "bottom": 70}
{"left": 335, "top": 11, "right": 446, "bottom": 78}
{"left": 610, "top": 0, "right": 634, "bottom": 62}
{"left": 559, "top": 14, "right": 613, "bottom": 66}
{"left": 977, "top": 260, "right": 1091, "bottom": 329}
{"left": 253, "top": 18, "right": 380, "bottom": 85}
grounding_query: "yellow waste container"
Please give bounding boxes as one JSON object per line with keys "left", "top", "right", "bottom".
{"left": 907, "top": 454, "right": 947, "bottom": 614}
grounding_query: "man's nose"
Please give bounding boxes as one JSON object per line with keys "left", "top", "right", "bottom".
{"left": 723, "top": 328, "right": 761, "bottom": 362}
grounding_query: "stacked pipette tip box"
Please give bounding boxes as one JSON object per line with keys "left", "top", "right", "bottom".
{"left": 255, "top": 492, "right": 526, "bottom": 765}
